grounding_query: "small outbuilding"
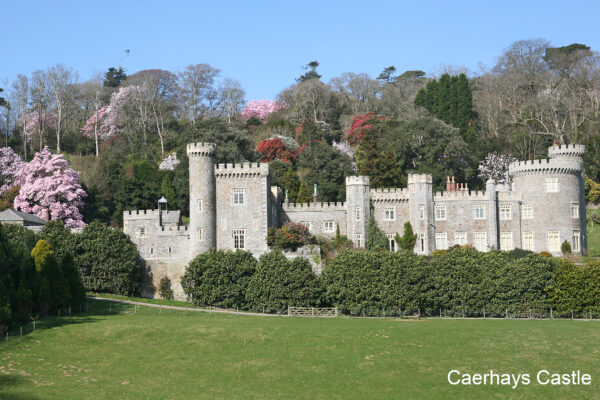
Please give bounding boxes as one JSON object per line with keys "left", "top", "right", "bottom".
{"left": 0, "top": 209, "right": 46, "bottom": 232}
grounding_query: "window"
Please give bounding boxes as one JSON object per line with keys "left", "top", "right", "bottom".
{"left": 522, "top": 204, "right": 533, "bottom": 219}
{"left": 136, "top": 227, "right": 146, "bottom": 238}
{"left": 547, "top": 230, "right": 560, "bottom": 252}
{"left": 474, "top": 232, "right": 487, "bottom": 252}
{"left": 150, "top": 247, "right": 154, "bottom": 255}
{"left": 523, "top": 231, "right": 534, "bottom": 251}
{"left": 354, "top": 233, "right": 362, "bottom": 248}
{"left": 434, "top": 205, "right": 446, "bottom": 221}
{"left": 355, "top": 207, "right": 361, "bottom": 221}
{"left": 419, "top": 205, "right": 425, "bottom": 220}
{"left": 301, "top": 221, "right": 313, "bottom": 232}
{"left": 168, "top": 247, "right": 172, "bottom": 255}
{"left": 323, "top": 221, "right": 335, "bottom": 233}
{"left": 197, "top": 199, "right": 202, "bottom": 212}
{"left": 233, "top": 229, "right": 246, "bottom": 249}
{"left": 386, "top": 234, "right": 396, "bottom": 252}
{"left": 384, "top": 206, "right": 395, "bottom": 221}
{"left": 500, "top": 205, "right": 512, "bottom": 220}
{"left": 455, "top": 232, "right": 467, "bottom": 246}
{"left": 500, "top": 231, "right": 513, "bottom": 251}
{"left": 573, "top": 230, "right": 580, "bottom": 252}
{"left": 474, "top": 205, "right": 485, "bottom": 219}
{"left": 546, "top": 178, "right": 558, "bottom": 193}
{"left": 571, "top": 203, "right": 579, "bottom": 218}
{"left": 435, "top": 233, "right": 448, "bottom": 250}
{"left": 420, "top": 233, "right": 425, "bottom": 252}
{"left": 197, "top": 228, "right": 203, "bottom": 242}
{"left": 232, "top": 188, "right": 245, "bottom": 205}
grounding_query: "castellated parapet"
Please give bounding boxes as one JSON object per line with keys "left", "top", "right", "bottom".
{"left": 126, "top": 142, "right": 588, "bottom": 301}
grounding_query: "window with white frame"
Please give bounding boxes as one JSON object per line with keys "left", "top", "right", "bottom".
{"left": 434, "top": 205, "right": 446, "bottom": 220}
{"left": 300, "top": 221, "right": 313, "bottom": 232}
{"left": 573, "top": 230, "right": 580, "bottom": 252}
{"left": 474, "top": 205, "right": 485, "bottom": 219}
{"left": 474, "top": 232, "right": 487, "bottom": 252}
{"left": 232, "top": 188, "right": 245, "bottom": 205}
{"left": 455, "top": 232, "right": 467, "bottom": 246}
{"left": 419, "top": 233, "right": 425, "bottom": 252}
{"left": 546, "top": 178, "right": 558, "bottom": 193}
{"left": 522, "top": 203, "right": 533, "bottom": 219}
{"left": 435, "top": 232, "right": 448, "bottom": 250}
{"left": 386, "top": 234, "right": 396, "bottom": 252}
{"left": 323, "top": 221, "right": 335, "bottom": 233}
{"left": 419, "top": 205, "right": 425, "bottom": 220}
{"left": 197, "top": 228, "right": 203, "bottom": 242}
{"left": 354, "top": 233, "right": 362, "bottom": 248}
{"left": 500, "top": 205, "right": 512, "bottom": 220}
{"left": 571, "top": 203, "right": 579, "bottom": 218}
{"left": 233, "top": 229, "right": 246, "bottom": 249}
{"left": 523, "top": 231, "right": 534, "bottom": 251}
{"left": 384, "top": 206, "right": 396, "bottom": 221}
{"left": 547, "top": 230, "right": 560, "bottom": 252}
{"left": 355, "top": 207, "right": 361, "bottom": 221}
{"left": 500, "top": 231, "right": 513, "bottom": 251}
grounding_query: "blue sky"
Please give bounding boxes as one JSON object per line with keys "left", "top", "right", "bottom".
{"left": 2, "top": 0, "right": 599, "bottom": 102}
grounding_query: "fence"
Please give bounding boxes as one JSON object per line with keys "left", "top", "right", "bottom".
{"left": 288, "top": 307, "right": 338, "bottom": 318}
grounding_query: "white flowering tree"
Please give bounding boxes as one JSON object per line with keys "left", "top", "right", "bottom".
{"left": 478, "top": 152, "right": 517, "bottom": 184}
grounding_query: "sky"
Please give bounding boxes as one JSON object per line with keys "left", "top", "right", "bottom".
{"left": 2, "top": 0, "right": 600, "bottom": 102}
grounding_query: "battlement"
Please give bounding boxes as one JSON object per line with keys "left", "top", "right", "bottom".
{"left": 282, "top": 202, "right": 346, "bottom": 212}
{"left": 214, "top": 162, "right": 270, "bottom": 178}
{"left": 548, "top": 144, "right": 585, "bottom": 159}
{"left": 509, "top": 157, "right": 584, "bottom": 176}
{"left": 186, "top": 142, "right": 217, "bottom": 157}
{"left": 123, "top": 209, "right": 161, "bottom": 220}
{"left": 370, "top": 187, "right": 409, "bottom": 202}
{"left": 407, "top": 174, "right": 433, "bottom": 184}
{"left": 434, "top": 190, "right": 487, "bottom": 201}
{"left": 346, "top": 176, "right": 369, "bottom": 185}
{"left": 158, "top": 225, "right": 189, "bottom": 236}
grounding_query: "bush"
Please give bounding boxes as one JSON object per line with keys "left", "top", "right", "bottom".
{"left": 246, "top": 250, "right": 324, "bottom": 313}
{"left": 365, "top": 216, "right": 387, "bottom": 251}
{"left": 548, "top": 261, "right": 600, "bottom": 315}
{"left": 266, "top": 221, "right": 312, "bottom": 250}
{"left": 181, "top": 249, "right": 256, "bottom": 309}
{"left": 75, "top": 221, "right": 144, "bottom": 296}
{"left": 561, "top": 240, "right": 572, "bottom": 254}
{"left": 158, "top": 277, "right": 174, "bottom": 301}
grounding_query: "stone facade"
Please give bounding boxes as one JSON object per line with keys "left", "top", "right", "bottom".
{"left": 124, "top": 143, "right": 588, "bottom": 300}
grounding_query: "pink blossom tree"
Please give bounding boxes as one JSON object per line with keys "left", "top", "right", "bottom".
{"left": 478, "top": 152, "right": 518, "bottom": 184}
{"left": 14, "top": 146, "right": 87, "bottom": 228}
{"left": 241, "top": 99, "right": 285, "bottom": 121}
{"left": 0, "top": 147, "right": 25, "bottom": 196}
{"left": 81, "top": 105, "right": 115, "bottom": 156}
{"left": 17, "top": 111, "right": 57, "bottom": 156}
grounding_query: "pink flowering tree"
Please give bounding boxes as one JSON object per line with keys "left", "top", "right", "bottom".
{"left": 241, "top": 99, "right": 285, "bottom": 121}
{"left": 17, "top": 111, "right": 58, "bottom": 158}
{"left": 81, "top": 105, "right": 115, "bottom": 156}
{"left": 159, "top": 152, "right": 181, "bottom": 171}
{"left": 332, "top": 140, "right": 357, "bottom": 171}
{"left": 478, "top": 152, "right": 518, "bottom": 184}
{"left": 0, "top": 147, "right": 25, "bottom": 196}
{"left": 14, "top": 146, "right": 87, "bottom": 228}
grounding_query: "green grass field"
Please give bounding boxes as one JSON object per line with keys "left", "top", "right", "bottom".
{"left": 1, "top": 300, "right": 600, "bottom": 399}
{"left": 588, "top": 209, "right": 600, "bottom": 260}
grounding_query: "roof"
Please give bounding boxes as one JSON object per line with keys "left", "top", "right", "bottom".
{"left": 0, "top": 209, "right": 46, "bottom": 225}
{"left": 161, "top": 210, "right": 180, "bottom": 224}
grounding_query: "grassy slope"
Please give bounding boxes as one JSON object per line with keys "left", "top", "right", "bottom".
{"left": 587, "top": 209, "right": 600, "bottom": 260}
{"left": 1, "top": 300, "right": 600, "bottom": 400}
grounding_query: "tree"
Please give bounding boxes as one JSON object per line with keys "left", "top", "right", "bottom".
{"left": 217, "top": 78, "right": 246, "bottom": 123}
{"left": 103, "top": 67, "right": 128, "bottom": 88}
{"left": 31, "top": 239, "right": 70, "bottom": 310}
{"left": 241, "top": 99, "right": 284, "bottom": 121}
{"left": 177, "top": 63, "right": 220, "bottom": 123}
{"left": 47, "top": 64, "right": 78, "bottom": 153}
{"left": 11, "top": 74, "right": 29, "bottom": 158}
{"left": 266, "top": 221, "right": 312, "bottom": 250}
{"left": 561, "top": 240, "right": 572, "bottom": 255}
{"left": 297, "top": 60, "right": 321, "bottom": 82}
{"left": 0, "top": 147, "right": 24, "bottom": 196}
{"left": 330, "top": 72, "right": 380, "bottom": 115}
{"left": 256, "top": 138, "right": 297, "bottom": 162}
{"left": 396, "top": 222, "right": 417, "bottom": 253}
{"left": 477, "top": 152, "right": 518, "bottom": 184}
{"left": 377, "top": 66, "right": 397, "bottom": 83}
{"left": 29, "top": 70, "right": 52, "bottom": 151}
{"left": 365, "top": 216, "right": 387, "bottom": 251}
{"left": 13, "top": 147, "right": 87, "bottom": 228}
{"left": 296, "top": 180, "right": 311, "bottom": 203}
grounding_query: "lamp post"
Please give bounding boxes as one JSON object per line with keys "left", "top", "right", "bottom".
{"left": 158, "top": 196, "right": 167, "bottom": 226}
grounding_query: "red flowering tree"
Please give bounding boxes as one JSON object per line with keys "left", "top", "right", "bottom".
{"left": 266, "top": 221, "right": 312, "bottom": 250}
{"left": 256, "top": 138, "right": 298, "bottom": 162}
{"left": 347, "top": 112, "right": 385, "bottom": 146}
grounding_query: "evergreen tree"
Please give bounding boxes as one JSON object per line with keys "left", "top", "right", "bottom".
{"left": 296, "top": 180, "right": 311, "bottom": 203}
{"left": 60, "top": 254, "right": 86, "bottom": 308}
{"left": 103, "top": 67, "right": 128, "bottom": 88}
{"left": 31, "top": 240, "right": 70, "bottom": 310}
{"left": 282, "top": 167, "right": 300, "bottom": 202}
{"left": 365, "top": 216, "right": 387, "bottom": 251}
{"left": 355, "top": 123, "right": 403, "bottom": 189}
{"left": 395, "top": 222, "right": 418, "bottom": 253}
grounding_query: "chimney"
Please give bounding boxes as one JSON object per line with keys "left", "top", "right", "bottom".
{"left": 313, "top": 184, "right": 318, "bottom": 204}
{"left": 446, "top": 176, "right": 451, "bottom": 192}
{"left": 451, "top": 176, "right": 456, "bottom": 192}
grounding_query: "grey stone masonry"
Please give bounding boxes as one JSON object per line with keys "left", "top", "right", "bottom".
{"left": 125, "top": 142, "right": 588, "bottom": 300}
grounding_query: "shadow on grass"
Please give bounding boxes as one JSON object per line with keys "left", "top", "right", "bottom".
{"left": 0, "top": 375, "right": 44, "bottom": 400}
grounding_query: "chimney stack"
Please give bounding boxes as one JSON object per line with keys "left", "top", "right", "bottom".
{"left": 313, "top": 184, "right": 318, "bottom": 204}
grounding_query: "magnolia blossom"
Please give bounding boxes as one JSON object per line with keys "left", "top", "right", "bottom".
{"left": 17, "top": 111, "right": 58, "bottom": 142}
{"left": 332, "top": 140, "right": 357, "bottom": 171}
{"left": 241, "top": 99, "right": 285, "bottom": 121}
{"left": 0, "top": 147, "right": 25, "bottom": 195}
{"left": 13, "top": 146, "right": 87, "bottom": 228}
{"left": 159, "top": 152, "right": 181, "bottom": 171}
{"left": 478, "top": 152, "right": 518, "bottom": 184}
{"left": 80, "top": 105, "right": 115, "bottom": 140}
{"left": 270, "top": 135, "right": 300, "bottom": 152}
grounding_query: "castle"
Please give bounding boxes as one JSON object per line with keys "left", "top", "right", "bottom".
{"left": 124, "top": 142, "right": 587, "bottom": 300}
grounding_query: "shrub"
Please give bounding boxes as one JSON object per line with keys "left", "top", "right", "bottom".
{"left": 365, "top": 216, "right": 387, "bottom": 251}
{"left": 396, "top": 221, "right": 417, "bottom": 252}
{"left": 158, "top": 277, "right": 174, "bottom": 301}
{"left": 561, "top": 240, "right": 572, "bottom": 254}
{"left": 31, "top": 240, "right": 70, "bottom": 310}
{"left": 246, "top": 250, "right": 324, "bottom": 313}
{"left": 539, "top": 251, "right": 553, "bottom": 257}
{"left": 266, "top": 221, "right": 312, "bottom": 250}
{"left": 181, "top": 249, "right": 256, "bottom": 309}
{"left": 549, "top": 261, "right": 600, "bottom": 315}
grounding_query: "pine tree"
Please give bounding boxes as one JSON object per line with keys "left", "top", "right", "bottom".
{"left": 296, "top": 180, "right": 311, "bottom": 203}
{"left": 31, "top": 240, "right": 70, "bottom": 310}
{"left": 365, "top": 216, "right": 387, "bottom": 251}
{"left": 282, "top": 167, "right": 300, "bottom": 202}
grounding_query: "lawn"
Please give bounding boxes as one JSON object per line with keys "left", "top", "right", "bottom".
{"left": 587, "top": 208, "right": 600, "bottom": 260}
{"left": 1, "top": 300, "right": 600, "bottom": 399}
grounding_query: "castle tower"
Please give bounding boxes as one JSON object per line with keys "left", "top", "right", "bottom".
{"left": 187, "top": 142, "right": 217, "bottom": 256}
{"left": 407, "top": 174, "right": 434, "bottom": 255}
{"left": 345, "top": 176, "right": 370, "bottom": 248}
{"left": 509, "top": 144, "right": 586, "bottom": 255}
{"left": 486, "top": 179, "right": 499, "bottom": 250}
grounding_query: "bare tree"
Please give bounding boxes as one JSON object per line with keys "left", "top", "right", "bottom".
{"left": 47, "top": 64, "right": 78, "bottom": 153}
{"left": 12, "top": 74, "right": 29, "bottom": 158}
{"left": 216, "top": 78, "right": 245, "bottom": 123}
{"left": 329, "top": 72, "right": 380, "bottom": 115}
{"left": 30, "top": 70, "right": 52, "bottom": 151}
{"left": 177, "top": 64, "right": 220, "bottom": 123}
